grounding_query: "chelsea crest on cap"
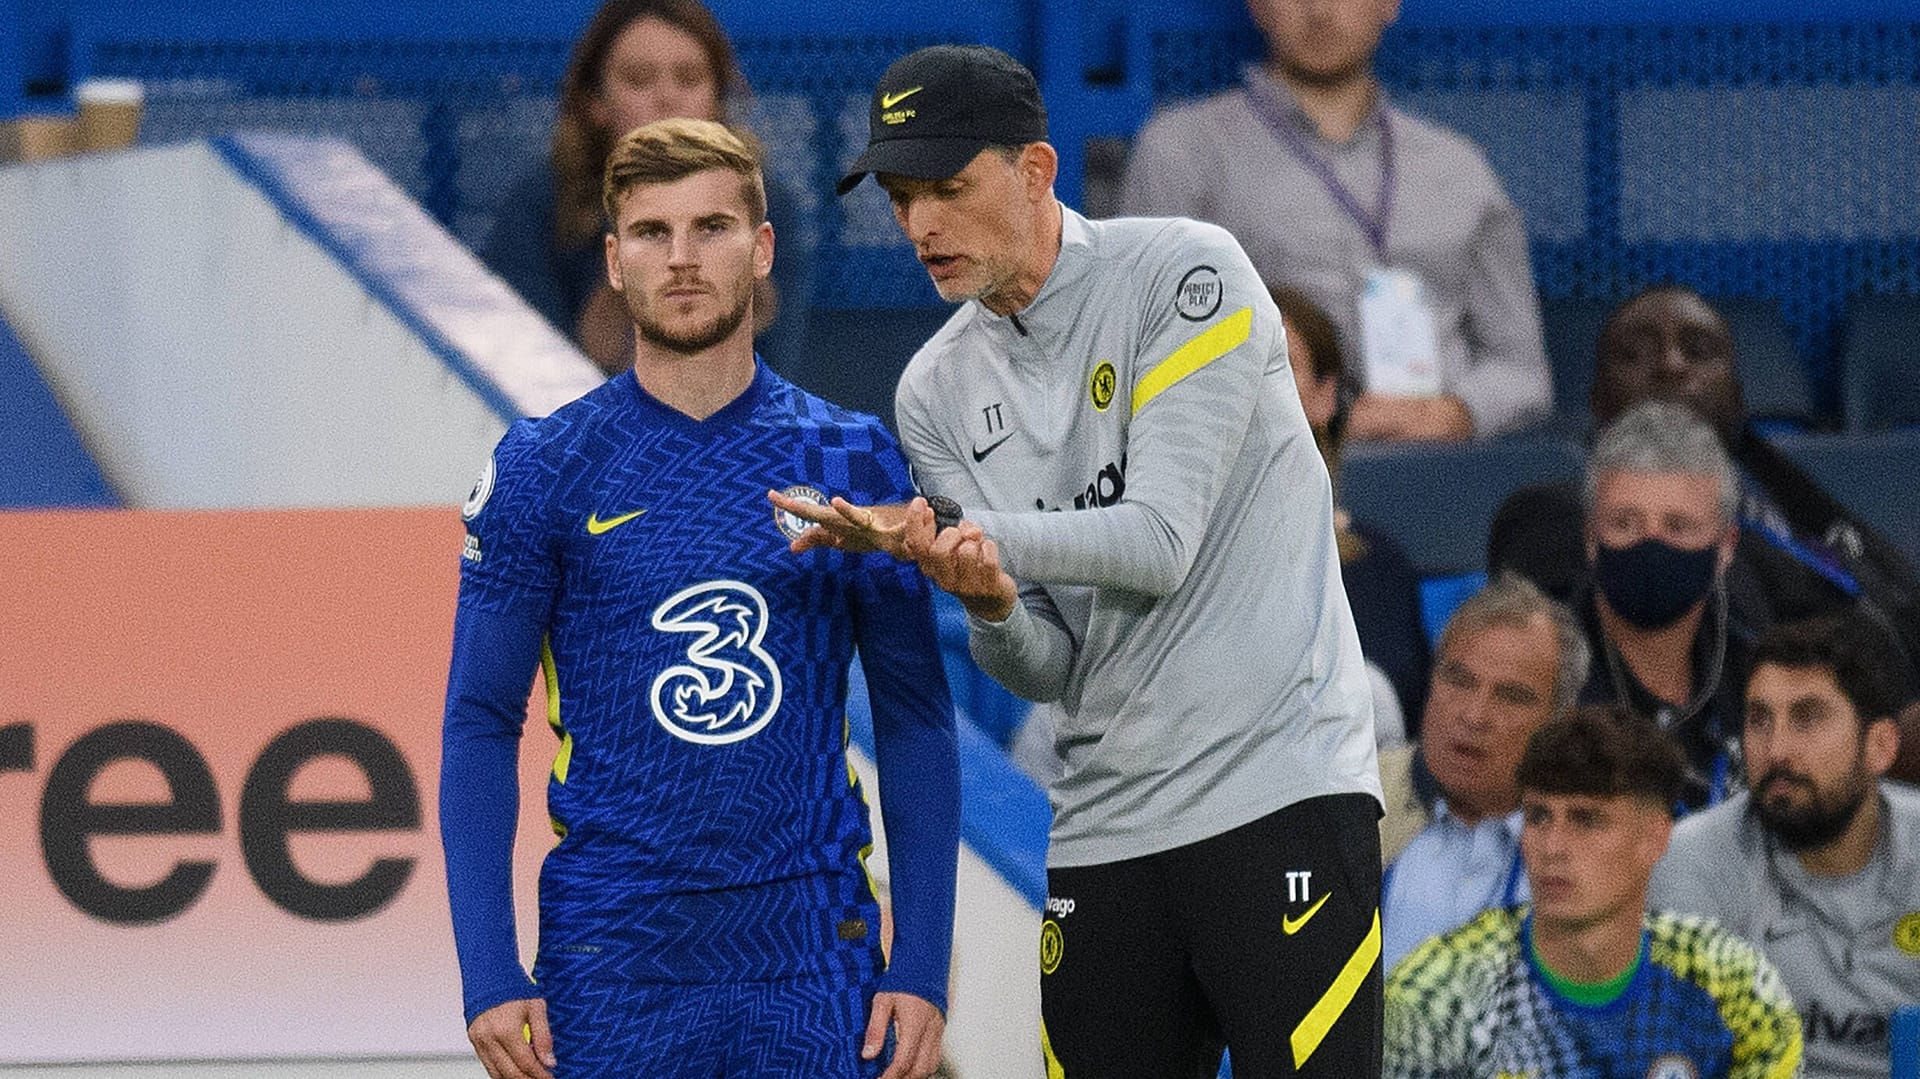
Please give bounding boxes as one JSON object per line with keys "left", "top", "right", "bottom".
{"left": 837, "top": 44, "right": 1049, "bottom": 195}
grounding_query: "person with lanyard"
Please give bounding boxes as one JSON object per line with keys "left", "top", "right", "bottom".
{"left": 1380, "top": 572, "right": 1591, "bottom": 973}
{"left": 1385, "top": 704, "right": 1805, "bottom": 1079}
{"left": 1121, "top": 0, "right": 1551, "bottom": 441}
{"left": 1567, "top": 400, "right": 1755, "bottom": 814}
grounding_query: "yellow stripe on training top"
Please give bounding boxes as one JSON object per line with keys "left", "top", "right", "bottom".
{"left": 1132, "top": 305, "right": 1253, "bottom": 416}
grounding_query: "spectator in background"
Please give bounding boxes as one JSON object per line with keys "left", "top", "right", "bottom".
{"left": 1274, "top": 284, "right": 1429, "bottom": 736}
{"left": 1121, "top": 0, "right": 1551, "bottom": 441}
{"left": 1574, "top": 401, "right": 1751, "bottom": 813}
{"left": 1490, "top": 284, "right": 1920, "bottom": 780}
{"left": 1385, "top": 706, "right": 1804, "bottom": 1079}
{"left": 480, "top": 0, "right": 812, "bottom": 375}
{"left": 1380, "top": 572, "right": 1589, "bottom": 972}
{"left": 1651, "top": 613, "right": 1919, "bottom": 1079}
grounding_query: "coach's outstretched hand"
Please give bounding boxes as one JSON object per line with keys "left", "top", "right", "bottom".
{"left": 769, "top": 490, "right": 917, "bottom": 558}
{"left": 866, "top": 990, "right": 946, "bottom": 1079}
{"left": 468, "top": 997, "right": 556, "bottom": 1079}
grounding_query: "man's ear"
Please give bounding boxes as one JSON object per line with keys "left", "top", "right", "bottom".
{"left": 754, "top": 220, "right": 775, "bottom": 281}
{"left": 604, "top": 231, "right": 623, "bottom": 293}
{"left": 1639, "top": 803, "right": 1674, "bottom": 869}
{"left": 1020, "top": 142, "right": 1059, "bottom": 202}
{"left": 1864, "top": 715, "right": 1901, "bottom": 778}
{"left": 1715, "top": 522, "right": 1739, "bottom": 575}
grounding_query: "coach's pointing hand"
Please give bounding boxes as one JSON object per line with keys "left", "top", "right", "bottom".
{"left": 866, "top": 990, "right": 946, "bottom": 1079}
{"left": 468, "top": 997, "right": 555, "bottom": 1079}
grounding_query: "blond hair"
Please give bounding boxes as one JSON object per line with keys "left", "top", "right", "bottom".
{"left": 601, "top": 118, "right": 767, "bottom": 229}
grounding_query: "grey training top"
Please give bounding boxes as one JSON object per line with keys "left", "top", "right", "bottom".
{"left": 1119, "top": 65, "right": 1551, "bottom": 438}
{"left": 895, "top": 206, "right": 1382, "bottom": 868}
{"left": 1649, "top": 785, "right": 1920, "bottom": 1079}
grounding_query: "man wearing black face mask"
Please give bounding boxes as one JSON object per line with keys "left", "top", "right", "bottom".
{"left": 1576, "top": 400, "right": 1749, "bottom": 812}
{"left": 1490, "top": 284, "right": 1920, "bottom": 783}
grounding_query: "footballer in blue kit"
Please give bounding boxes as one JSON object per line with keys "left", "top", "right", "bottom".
{"left": 440, "top": 118, "right": 959, "bottom": 1079}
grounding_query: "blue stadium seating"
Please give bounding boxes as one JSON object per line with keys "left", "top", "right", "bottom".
{"left": 40, "top": 3, "right": 1920, "bottom": 420}
{"left": 1719, "top": 298, "right": 1815, "bottom": 425}
{"left": 791, "top": 306, "right": 955, "bottom": 426}
{"left": 1767, "top": 430, "right": 1920, "bottom": 571}
{"left": 1341, "top": 437, "right": 1586, "bottom": 578}
{"left": 1540, "top": 295, "right": 1612, "bottom": 431}
{"left": 1839, "top": 294, "right": 1920, "bottom": 431}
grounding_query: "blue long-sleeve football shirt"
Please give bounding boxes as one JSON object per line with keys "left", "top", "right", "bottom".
{"left": 440, "top": 362, "right": 959, "bottom": 1026}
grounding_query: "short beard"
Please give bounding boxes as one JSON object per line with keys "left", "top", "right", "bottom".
{"left": 1748, "top": 767, "right": 1873, "bottom": 852}
{"left": 631, "top": 286, "right": 753, "bottom": 356}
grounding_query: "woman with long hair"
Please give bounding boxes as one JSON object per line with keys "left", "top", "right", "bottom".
{"left": 482, "top": 0, "right": 811, "bottom": 374}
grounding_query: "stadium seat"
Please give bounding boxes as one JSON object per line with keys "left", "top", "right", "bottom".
{"left": 1719, "top": 297, "right": 1815, "bottom": 426}
{"left": 1839, "top": 294, "right": 1920, "bottom": 432}
{"left": 1539, "top": 295, "right": 1611, "bottom": 433}
{"left": 1341, "top": 436, "right": 1585, "bottom": 579}
{"left": 790, "top": 306, "right": 957, "bottom": 428}
{"left": 1765, "top": 430, "right": 1920, "bottom": 572}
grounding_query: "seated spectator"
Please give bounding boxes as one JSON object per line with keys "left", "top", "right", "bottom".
{"left": 1650, "top": 613, "right": 1920, "bottom": 1079}
{"left": 1380, "top": 572, "right": 1588, "bottom": 971}
{"left": 480, "top": 0, "right": 812, "bottom": 375}
{"left": 1490, "top": 285, "right": 1920, "bottom": 778}
{"left": 1274, "top": 284, "right": 1429, "bottom": 735}
{"left": 1385, "top": 705, "right": 1804, "bottom": 1079}
{"left": 1121, "top": 0, "right": 1550, "bottom": 441}
{"left": 1574, "top": 400, "right": 1751, "bottom": 812}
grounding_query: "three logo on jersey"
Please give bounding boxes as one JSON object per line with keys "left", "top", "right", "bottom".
{"left": 465, "top": 455, "right": 830, "bottom": 747}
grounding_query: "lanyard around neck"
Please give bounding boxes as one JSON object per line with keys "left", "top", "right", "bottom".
{"left": 1241, "top": 69, "right": 1395, "bottom": 257}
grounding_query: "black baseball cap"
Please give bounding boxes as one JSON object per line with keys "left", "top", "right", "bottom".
{"left": 837, "top": 44, "right": 1048, "bottom": 195}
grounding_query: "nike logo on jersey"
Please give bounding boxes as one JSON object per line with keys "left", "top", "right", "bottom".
{"left": 1282, "top": 892, "right": 1329, "bottom": 935}
{"left": 585, "top": 509, "right": 647, "bottom": 535}
{"left": 971, "top": 433, "right": 1014, "bottom": 462}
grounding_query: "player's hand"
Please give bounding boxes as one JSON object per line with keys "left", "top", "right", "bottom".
{"left": 864, "top": 990, "right": 946, "bottom": 1079}
{"left": 906, "top": 502, "right": 1016, "bottom": 622}
{"left": 768, "top": 490, "right": 914, "bottom": 558}
{"left": 466, "top": 997, "right": 556, "bottom": 1079}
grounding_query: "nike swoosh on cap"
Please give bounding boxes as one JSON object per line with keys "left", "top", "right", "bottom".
{"left": 880, "top": 86, "right": 924, "bottom": 108}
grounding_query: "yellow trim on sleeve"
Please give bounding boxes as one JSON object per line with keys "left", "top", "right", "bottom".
{"left": 542, "top": 640, "right": 571, "bottom": 785}
{"left": 1290, "top": 908, "right": 1382, "bottom": 1069}
{"left": 1131, "top": 305, "right": 1253, "bottom": 416}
